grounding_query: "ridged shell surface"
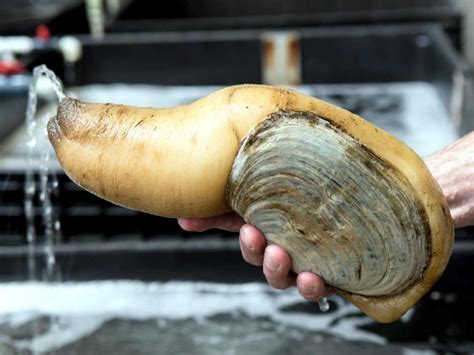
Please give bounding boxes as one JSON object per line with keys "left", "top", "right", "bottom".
{"left": 227, "top": 111, "right": 431, "bottom": 297}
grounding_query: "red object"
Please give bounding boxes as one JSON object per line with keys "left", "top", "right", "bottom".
{"left": 35, "top": 24, "right": 51, "bottom": 42}
{"left": 0, "top": 58, "right": 25, "bottom": 75}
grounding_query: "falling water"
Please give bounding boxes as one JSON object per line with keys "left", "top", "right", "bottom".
{"left": 319, "top": 297, "right": 330, "bottom": 312}
{"left": 24, "top": 124, "right": 36, "bottom": 280}
{"left": 24, "top": 65, "right": 65, "bottom": 282}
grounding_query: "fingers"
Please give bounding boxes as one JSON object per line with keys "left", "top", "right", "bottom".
{"left": 262, "top": 245, "right": 296, "bottom": 289}
{"left": 178, "top": 212, "right": 245, "bottom": 232}
{"left": 180, "top": 216, "right": 334, "bottom": 300}
{"left": 241, "top": 229, "right": 330, "bottom": 296}
{"left": 240, "top": 227, "right": 295, "bottom": 290}
{"left": 296, "top": 272, "right": 335, "bottom": 301}
{"left": 239, "top": 224, "right": 266, "bottom": 266}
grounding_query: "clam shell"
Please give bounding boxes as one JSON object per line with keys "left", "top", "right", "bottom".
{"left": 227, "top": 111, "right": 432, "bottom": 299}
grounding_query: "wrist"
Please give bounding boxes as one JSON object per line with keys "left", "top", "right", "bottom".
{"left": 424, "top": 131, "right": 474, "bottom": 228}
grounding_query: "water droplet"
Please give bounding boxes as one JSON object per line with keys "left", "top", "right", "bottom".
{"left": 318, "top": 297, "right": 330, "bottom": 312}
{"left": 52, "top": 177, "right": 59, "bottom": 189}
{"left": 44, "top": 205, "right": 52, "bottom": 216}
{"left": 46, "top": 252, "right": 56, "bottom": 267}
{"left": 24, "top": 183, "right": 35, "bottom": 197}
{"left": 26, "top": 225, "right": 35, "bottom": 244}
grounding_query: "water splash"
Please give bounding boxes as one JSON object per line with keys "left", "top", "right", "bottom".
{"left": 24, "top": 65, "right": 65, "bottom": 282}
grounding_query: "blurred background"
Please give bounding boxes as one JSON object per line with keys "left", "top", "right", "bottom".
{"left": 0, "top": 1, "right": 473, "bottom": 354}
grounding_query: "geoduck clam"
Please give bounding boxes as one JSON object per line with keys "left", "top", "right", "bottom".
{"left": 47, "top": 85, "right": 454, "bottom": 323}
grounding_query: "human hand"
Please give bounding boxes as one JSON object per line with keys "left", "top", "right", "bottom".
{"left": 178, "top": 213, "right": 334, "bottom": 301}
{"left": 178, "top": 132, "right": 474, "bottom": 303}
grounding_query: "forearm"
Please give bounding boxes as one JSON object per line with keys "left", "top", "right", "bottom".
{"left": 424, "top": 131, "right": 474, "bottom": 228}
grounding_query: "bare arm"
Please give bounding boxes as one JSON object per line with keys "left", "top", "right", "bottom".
{"left": 425, "top": 131, "right": 474, "bottom": 228}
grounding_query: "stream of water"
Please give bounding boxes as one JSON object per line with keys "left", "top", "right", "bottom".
{"left": 24, "top": 65, "right": 65, "bottom": 282}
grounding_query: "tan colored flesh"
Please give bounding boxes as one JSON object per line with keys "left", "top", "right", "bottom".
{"left": 48, "top": 84, "right": 453, "bottom": 323}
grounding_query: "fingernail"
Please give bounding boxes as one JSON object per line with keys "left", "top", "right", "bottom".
{"left": 298, "top": 282, "right": 314, "bottom": 294}
{"left": 264, "top": 250, "right": 279, "bottom": 271}
{"left": 240, "top": 226, "right": 254, "bottom": 252}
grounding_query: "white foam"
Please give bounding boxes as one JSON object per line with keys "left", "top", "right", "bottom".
{"left": 0, "top": 281, "right": 436, "bottom": 354}
{"left": 0, "top": 281, "right": 372, "bottom": 353}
